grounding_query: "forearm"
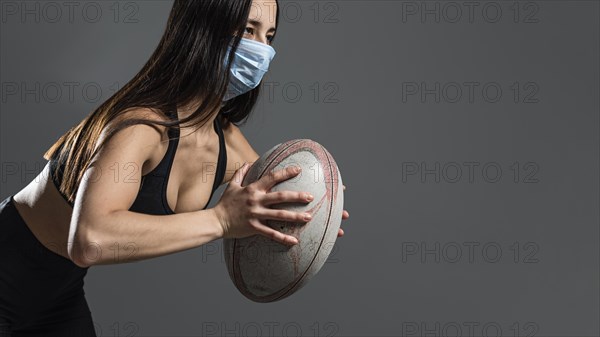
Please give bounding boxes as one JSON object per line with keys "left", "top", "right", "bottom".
{"left": 71, "top": 208, "right": 223, "bottom": 267}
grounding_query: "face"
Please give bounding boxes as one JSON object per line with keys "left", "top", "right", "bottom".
{"left": 243, "top": 0, "right": 277, "bottom": 46}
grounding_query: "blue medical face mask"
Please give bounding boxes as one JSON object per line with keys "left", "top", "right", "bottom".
{"left": 222, "top": 37, "right": 276, "bottom": 101}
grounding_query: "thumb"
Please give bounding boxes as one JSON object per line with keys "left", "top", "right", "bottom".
{"left": 232, "top": 162, "right": 251, "bottom": 187}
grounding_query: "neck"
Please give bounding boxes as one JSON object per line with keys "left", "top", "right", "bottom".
{"left": 174, "top": 100, "right": 224, "bottom": 141}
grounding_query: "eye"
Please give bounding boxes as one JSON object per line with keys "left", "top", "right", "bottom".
{"left": 244, "top": 27, "right": 254, "bottom": 35}
{"left": 267, "top": 35, "right": 274, "bottom": 43}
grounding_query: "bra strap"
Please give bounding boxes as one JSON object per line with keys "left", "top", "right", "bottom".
{"left": 213, "top": 116, "right": 227, "bottom": 190}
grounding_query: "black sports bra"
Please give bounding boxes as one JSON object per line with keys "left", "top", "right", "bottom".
{"left": 49, "top": 108, "right": 227, "bottom": 215}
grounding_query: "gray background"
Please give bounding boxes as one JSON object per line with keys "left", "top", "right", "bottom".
{"left": 1, "top": 0, "right": 598, "bottom": 336}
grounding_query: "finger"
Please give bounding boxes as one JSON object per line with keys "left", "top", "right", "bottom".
{"left": 343, "top": 185, "right": 346, "bottom": 191}
{"left": 338, "top": 228, "right": 344, "bottom": 237}
{"left": 256, "top": 166, "right": 301, "bottom": 191}
{"left": 258, "top": 208, "right": 311, "bottom": 223}
{"left": 253, "top": 221, "right": 299, "bottom": 246}
{"left": 342, "top": 210, "right": 349, "bottom": 219}
{"left": 231, "top": 162, "right": 251, "bottom": 187}
{"left": 261, "top": 190, "right": 313, "bottom": 206}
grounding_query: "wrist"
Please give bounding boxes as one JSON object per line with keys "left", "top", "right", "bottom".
{"left": 208, "top": 205, "right": 225, "bottom": 239}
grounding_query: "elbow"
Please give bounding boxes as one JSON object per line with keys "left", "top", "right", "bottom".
{"left": 69, "top": 223, "right": 103, "bottom": 268}
{"left": 70, "top": 252, "right": 92, "bottom": 268}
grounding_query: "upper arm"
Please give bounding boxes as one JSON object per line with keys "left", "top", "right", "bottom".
{"left": 73, "top": 108, "right": 166, "bottom": 230}
{"left": 220, "top": 120, "right": 260, "bottom": 185}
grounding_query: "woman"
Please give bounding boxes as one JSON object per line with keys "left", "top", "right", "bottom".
{"left": 0, "top": 0, "right": 349, "bottom": 335}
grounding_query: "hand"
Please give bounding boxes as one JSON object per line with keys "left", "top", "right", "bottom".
{"left": 338, "top": 184, "right": 349, "bottom": 237}
{"left": 212, "top": 162, "right": 312, "bottom": 246}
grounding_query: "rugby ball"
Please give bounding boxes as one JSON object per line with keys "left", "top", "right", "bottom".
{"left": 223, "top": 139, "right": 344, "bottom": 302}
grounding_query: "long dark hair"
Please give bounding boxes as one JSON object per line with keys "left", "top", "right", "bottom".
{"left": 43, "top": 0, "right": 280, "bottom": 205}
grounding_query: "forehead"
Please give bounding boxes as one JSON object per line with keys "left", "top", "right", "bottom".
{"left": 248, "top": 0, "right": 277, "bottom": 27}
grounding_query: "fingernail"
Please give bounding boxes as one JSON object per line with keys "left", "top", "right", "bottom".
{"left": 304, "top": 213, "right": 312, "bottom": 221}
{"left": 306, "top": 194, "right": 314, "bottom": 201}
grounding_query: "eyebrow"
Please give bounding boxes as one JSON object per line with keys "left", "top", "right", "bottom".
{"left": 248, "top": 19, "right": 276, "bottom": 33}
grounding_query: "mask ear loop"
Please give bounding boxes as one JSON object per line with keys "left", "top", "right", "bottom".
{"left": 220, "top": 36, "right": 239, "bottom": 110}
{"left": 221, "top": 35, "right": 236, "bottom": 94}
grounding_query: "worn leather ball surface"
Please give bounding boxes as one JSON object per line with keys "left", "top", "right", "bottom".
{"left": 223, "top": 139, "right": 344, "bottom": 303}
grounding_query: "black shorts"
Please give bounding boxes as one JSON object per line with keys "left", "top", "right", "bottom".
{"left": 0, "top": 195, "right": 96, "bottom": 337}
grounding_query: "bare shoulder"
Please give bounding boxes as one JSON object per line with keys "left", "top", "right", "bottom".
{"left": 91, "top": 107, "right": 172, "bottom": 173}
{"left": 106, "top": 107, "right": 170, "bottom": 137}
{"left": 97, "top": 107, "right": 170, "bottom": 148}
{"left": 78, "top": 107, "right": 172, "bottom": 219}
